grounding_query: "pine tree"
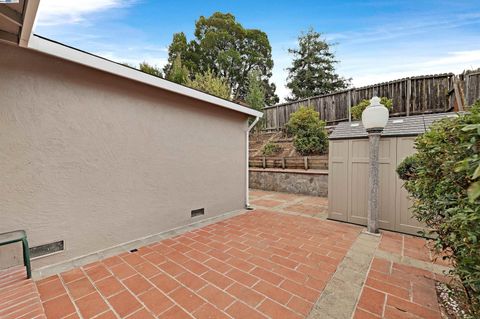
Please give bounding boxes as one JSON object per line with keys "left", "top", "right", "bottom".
{"left": 286, "top": 29, "right": 350, "bottom": 101}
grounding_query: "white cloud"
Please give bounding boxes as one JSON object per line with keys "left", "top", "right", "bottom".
{"left": 36, "top": 0, "right": 135, "bottom": 26}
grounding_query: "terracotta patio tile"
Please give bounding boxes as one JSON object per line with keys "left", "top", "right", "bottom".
{"left": 158, "top": 261, "right": 185, "bottom": 277}
{"left": 182, "top": 259, "right": 210, "bottom": 276}
{"left": 168, "top": 286, "right": 205, "bottom": 312}
{"left": 354, "top": 308, "right": 381, "bottom": 318}
{"left": 109, "top": 262, "right": 136, "bottom": 280}
{"left": 94, "top": 311, "right": 117, "bottom": 319}
{"left": 370, "top": 258, "right": 392, "bottom": 274}
{"left": 95, "top": 276, "right": 125, "bottom": 298}
{"left": 37, "top": 277, "right": 66, "bottom": 301}
{"left": 258, "top": 299, "right": 302, "bottom": 319}
{"left": 133, "top": 262, "right": 161, "bottom": 279}
{"left": 225, "top": 268, "right": 258, "bottom": 287}
{"left": 122, "top": 274, "right": 153, "bottom": 295}
{"left": 103, "top": 256, "right": 123, "bottom": 268}
{"left": 250, "top": 267, "right": 283, "bottom": 285}
{"left": 61, "top": 268, "right": 85, "bottom": 284}
{"left": 150, "top": 273, "right": 180, "bottom": 294}
{"left": 138, "top": 288, "right": 174, "bottom": 316}
{"left": 357, "top": 287, "right": 386, "bottom": 316}
{"left": 253, "top": 280, "right": 292, "bottom": 304}
{"left": 201, "top": 270, "right": 234, "bottom": 289}
{"left": 226, "top": 301, "right": 267, "bottom": 319}
{"left": 84, "top": 265, "right": 111, "bottom": 282}
{"left": 126, "top": 308, "right": 155, "bottom": 319}
{"left": 198, "top": 284, "right": 235, "bottom": 309}
{"left": 226, "top": 283, "right": 265, "bottom": 307}
{"left": 122, "top": 252, "right": 145, "bottom": 267}
{"left": 176, "top": 271, "right": 208, "bottom": 291}
{"left": 160, "top": 305, "right": 192, "bottom": 319}
{"left": 251, "top": 199, "right": 283, "bottom": 208}
{"left": 42, "top": 294, "right": 76, "bottom": 319}
{"left": 386, "top": 295, "right": 440, "bottom": 319}
{"left": 287, "top": 296, "right": 313, "bottom": 316}
{"left": 66, "top": 277, "right": 96, "bottom": 300}
{"left": 108, "top": 290, "right": 142, "bottom": 317}
{"left": 193, "top": 303, "right": 230, "bottom": 319}
{"left": 280, "top": 279, "right": 319, "bottom": 302}
{"left": 365, "top": 277, "right": 410, "bottom": 300}
{"left": 75, "top": 292, "right": 109, "bottom": 319}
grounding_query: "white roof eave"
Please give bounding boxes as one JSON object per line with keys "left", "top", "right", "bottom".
{"left": 27, "top": 35, "right": 263, "bottom": 118}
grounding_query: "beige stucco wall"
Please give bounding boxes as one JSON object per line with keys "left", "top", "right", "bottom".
{"left": 0, "top": 43, "right": 248, "bottom": 268}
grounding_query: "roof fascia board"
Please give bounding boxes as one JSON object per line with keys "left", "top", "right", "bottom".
{"left": 19, "top": 0, "right": 40, "bottom": 47}
{"left": 27, "top": 35, "right": 263, "bottom": 118}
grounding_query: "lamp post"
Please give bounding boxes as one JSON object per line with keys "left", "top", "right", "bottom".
{"left": 361, "top": 96, "right": 389, "bottom": 234}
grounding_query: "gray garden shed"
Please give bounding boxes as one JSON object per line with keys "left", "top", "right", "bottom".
{"left": 328, "top": 112, "right": 456, "bottom": 235}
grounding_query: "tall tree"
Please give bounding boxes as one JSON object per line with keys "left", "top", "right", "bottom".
{"left": 245, "top": 70, "right": 266, "bottom": 127}
{"left": 139, "top": 62, "right": 163, "bottom": 78}
{"left": 186, "top": 69, "right": 231, "bottom": 100}
{"left": 245, "top": 70, "right": 266, "bottom": 112}
{"left": 164, "top": 12, "right": 278, "bottom": 105}
{"left": 286, "top": 29, "right": 350, "bottom": 101}
{"left": 166, "top": 56, "right": 190, "bottom": 84}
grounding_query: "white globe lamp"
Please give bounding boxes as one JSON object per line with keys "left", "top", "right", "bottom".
{"left": 361, "top": 96, "right": 389, "bottom": 132}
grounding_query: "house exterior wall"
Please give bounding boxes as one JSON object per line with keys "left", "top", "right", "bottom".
{"left": 0, "top": 43, "right": 248, "bottom": 268}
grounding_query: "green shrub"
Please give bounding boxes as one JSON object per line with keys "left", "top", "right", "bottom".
{"left": 286, "top": 107, "right": 328, "bottom": 155}
{"left": 261, "top": 141, "right": 281, "bottom": 156}
{"left": 396, "top": 155, "right": 419, "bottom": 181}
{"left": 351, "top": 97, "right": 393, "bottom": 120}
{"left": 397, "top": 101, "right": 480, "bottom": 314}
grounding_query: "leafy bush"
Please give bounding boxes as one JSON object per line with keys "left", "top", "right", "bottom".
{"left": 286, "top": 107, "right": 328, "bottom": 155}
{"left": 397, "top": 101, "right": 480, "bottom": 314}
{"left": 351, "top": 97, "right": 393, "bottom": 120}
{"left": 396, "top": 155, "right": 419, "bottom": 181}
{"left": 261, "top": 141, "right": 281, "bottom": 156}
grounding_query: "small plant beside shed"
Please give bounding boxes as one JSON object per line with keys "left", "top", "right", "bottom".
{"left": 286, "top": 106, "right": 328, "bottom": 156}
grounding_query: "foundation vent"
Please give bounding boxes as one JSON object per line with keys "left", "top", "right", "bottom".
{"left": 30, "top": 240, "right": 64, "bottom": 259}
{"left": 191, "top": 208, "right": 205, "bottom": 218}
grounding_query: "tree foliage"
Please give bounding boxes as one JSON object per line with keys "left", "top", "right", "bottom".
{"left": 139, "top": 62, "right": 163, "bottom": 78}
{"left": 397, "top": 101, "right": 480, "bottom": 314}
{"left": 286, "top": 107, "right": 328, "bottom": 155}
{"left": 351, "top": 97, "right": 393, "bottom": 120}
{"left": 166, "top": 56, "right": 190, "bottom": 85}
{"left": 186, "top": 69, "right": 231, "bottom": 100}
{"left": 286, "top": 29, "right": 350, "bottom": 101}
{"left": 164, "top": 12, "right": 278, "bottom": 105}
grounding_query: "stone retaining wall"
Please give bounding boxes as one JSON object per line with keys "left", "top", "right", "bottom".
{"left": 249, "top": 168, "right": 328, "bottom": 197}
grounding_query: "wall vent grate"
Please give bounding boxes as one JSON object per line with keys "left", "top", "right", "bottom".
{"left": 30, "top": 240, "right": 64, "bottom": 259}
{"left": 191, "top": 208, "right": 205, "bottom": 218}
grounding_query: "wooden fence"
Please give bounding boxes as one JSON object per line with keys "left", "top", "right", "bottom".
{"left": 249, "top": 156, "right": 328, "bottom": 170}
{"left": 263, "top": 72, "right": 480, "bottom": 130}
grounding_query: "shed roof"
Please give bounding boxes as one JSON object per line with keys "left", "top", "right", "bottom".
{"left": 329, "top": 113, "right": 458, "bottom": 140}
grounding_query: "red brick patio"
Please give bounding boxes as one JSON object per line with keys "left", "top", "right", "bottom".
{"left": 35, "top": 210, "right": 360, "bottom": 319}
{"left": 0, "top": 190, "right": 449, "bottom": 319}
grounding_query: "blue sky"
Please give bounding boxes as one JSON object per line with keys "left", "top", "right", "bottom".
{"left": 35, "top": 0, "right": 480, "bottom": 101}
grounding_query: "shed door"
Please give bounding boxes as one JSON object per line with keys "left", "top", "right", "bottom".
{"left": 328, "top": 140, "right": 348, "bottom": 221}
{"left": 395, "top": 137, "right": 425, "bottom": 234}
{"left": 348, "top": 138, "right": 397, "bottom": 230}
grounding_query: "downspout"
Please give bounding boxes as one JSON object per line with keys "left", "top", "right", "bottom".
{"left": 245, "top": 116, "right": 260, "bottom": 209}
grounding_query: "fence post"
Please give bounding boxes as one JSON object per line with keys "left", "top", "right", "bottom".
{"left": 304, "top": 157, "right": 308, "bottom": 170}
{"left": 262, "top": 157, "right": 266, "bottom": 169}
{"left": 347, "top": 89, "right": 352, "bottom": 122}
{"left": 406, "top": 78, "right": 411, "bottom": 116}
{"left": 282, "top": 157, "right": 286, "bottom": 169}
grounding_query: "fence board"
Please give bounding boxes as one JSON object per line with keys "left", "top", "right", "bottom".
{"left": 262, "top": 72, "right": 479, "bottom": 130}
